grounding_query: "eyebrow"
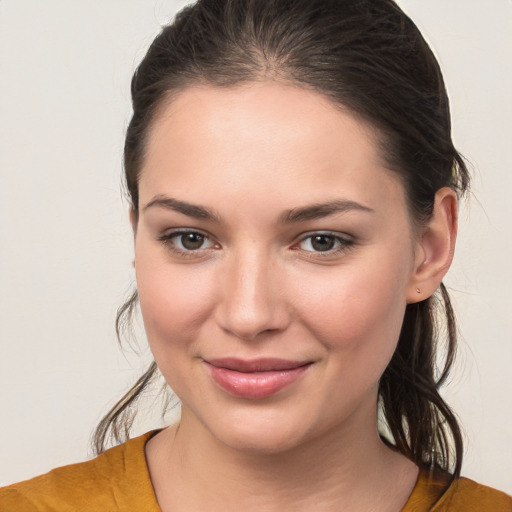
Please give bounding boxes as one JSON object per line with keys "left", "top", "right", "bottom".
{"left": 279, "top": 200, "right": 374, "bottom": 223}
{"left": 143, "top": 195, "right": 374, "bottom": 223}
{"left": 143, "top": 195, "right": 221, "bottom": 222}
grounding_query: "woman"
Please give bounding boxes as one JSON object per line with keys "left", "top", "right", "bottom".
{"left": 1, "top": 0, "right": 511, "bottom": 510}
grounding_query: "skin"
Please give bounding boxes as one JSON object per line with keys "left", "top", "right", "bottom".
{"left": 132, "top": 82, "right": 458, "bottom": 512}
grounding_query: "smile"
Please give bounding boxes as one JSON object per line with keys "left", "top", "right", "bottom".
{"left": 205, "top": 358, "right": 312, "bottom": 399}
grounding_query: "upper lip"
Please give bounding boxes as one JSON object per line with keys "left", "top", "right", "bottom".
{"left": 205, "top": 358, "right": 311, "bottom": 373}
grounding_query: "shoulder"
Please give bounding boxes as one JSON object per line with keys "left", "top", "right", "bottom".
{"left": 0, "top": 431, "right": 160, "bottom": 512}
{"left": 403, "top": 470, "right": 512, "bottom": 511}
{"left": 433, "top": 477, "right": 512, "bottom": 511}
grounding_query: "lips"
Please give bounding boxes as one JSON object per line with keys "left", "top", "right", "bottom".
{"left": 205, "top": 358, "right": 312, "bottom": 399}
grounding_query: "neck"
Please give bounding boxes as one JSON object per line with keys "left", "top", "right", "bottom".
{"left": 146, "top": 400, "right": 418, "bottom": 512}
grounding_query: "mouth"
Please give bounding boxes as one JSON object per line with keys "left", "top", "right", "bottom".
{"left": 204, "top": 358, "right": 312, "bottom": 399}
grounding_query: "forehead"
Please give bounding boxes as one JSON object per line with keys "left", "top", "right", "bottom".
{"left": 140, "top": 82, "right": 405, "bottom": 215}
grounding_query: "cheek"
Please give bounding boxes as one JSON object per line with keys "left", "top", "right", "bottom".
{"left": 134, "top": 244, "right": 216, "bottom": 353}
{"left": 290, "top": 261, "right": 410, "bottom": 425}
{"left": 290, "top": 253, "right": 410, "bottom": 362}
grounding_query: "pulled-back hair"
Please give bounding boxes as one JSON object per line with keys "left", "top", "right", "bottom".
{"left": 94, "top": 0, "right": 469, "bottom": 478}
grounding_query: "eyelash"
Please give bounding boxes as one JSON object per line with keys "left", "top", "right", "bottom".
{"left": 157, "top": 229, "right": 218, "bottom": 258}
{"left": 157, "top": 230, "right": 355, "bottom": 259}
{"left": 294, "top": 232, "right": 355, "bottom": 258}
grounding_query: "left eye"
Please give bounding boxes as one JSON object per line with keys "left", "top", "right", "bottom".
{"left": 298, "top": 233, "right": 351, "bottom": 253}
{"left": 162, "top": 231, "right": 216, "bottom": 252}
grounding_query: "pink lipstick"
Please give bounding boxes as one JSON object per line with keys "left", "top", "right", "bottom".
{"left": 205, "top": 358, "right": 311, "bottom": 399}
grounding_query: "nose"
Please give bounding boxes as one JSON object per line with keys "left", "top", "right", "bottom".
{"left": 215, "top": 249, "right": 290, "bottom": 341}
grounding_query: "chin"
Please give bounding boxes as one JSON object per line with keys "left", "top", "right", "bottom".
{"left": 188, "top": 403, "right": 316, "bottom": 455}
{"left": 214, "top": 425, "right": 309, "bottom": 455}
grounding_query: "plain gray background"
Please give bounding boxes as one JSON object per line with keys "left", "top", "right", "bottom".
{"left": 0, "top": 0, "right": 511, "bottom": 493}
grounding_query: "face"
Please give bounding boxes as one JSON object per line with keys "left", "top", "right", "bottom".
{"left": 134, "top": 82, "right": 421, "bottom": 454}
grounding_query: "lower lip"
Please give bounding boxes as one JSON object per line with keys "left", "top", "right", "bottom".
{"left": 207, "top": 364, "right": 310, "bottom": 399}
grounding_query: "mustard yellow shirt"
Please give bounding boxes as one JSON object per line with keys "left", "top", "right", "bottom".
{"left": 1, "top": 431, "right": 511, "bottom": 511}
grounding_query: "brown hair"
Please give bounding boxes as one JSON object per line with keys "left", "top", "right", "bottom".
{"left": 94, "top": 0, "right": 469, "bottom": 478}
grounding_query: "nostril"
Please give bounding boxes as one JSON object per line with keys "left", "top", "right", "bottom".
{"left": 217, "top": 300, "right": 289, "bottom": 341}
{"left": 215, "top": 256, "right": 290, "bottom": 340}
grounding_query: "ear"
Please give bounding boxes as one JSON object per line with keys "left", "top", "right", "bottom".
{"left": 406, "top": 187, "right": 458, "bottom": 303}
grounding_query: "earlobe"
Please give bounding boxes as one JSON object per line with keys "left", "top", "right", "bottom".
{"left": 407, "top": 187, "right": 458, "bottom": 303}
